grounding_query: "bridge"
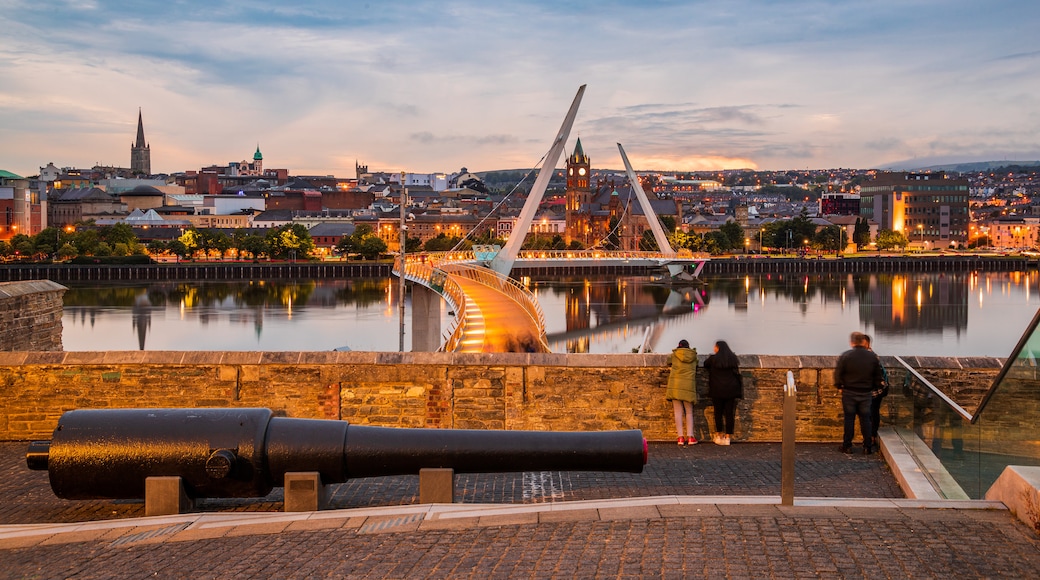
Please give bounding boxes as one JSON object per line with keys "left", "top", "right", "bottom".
{"left": 391, "top": 86, "right": 708, "bottom": 353}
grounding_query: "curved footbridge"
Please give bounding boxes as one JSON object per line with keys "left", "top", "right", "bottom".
{"left": 393, "top": 250, "right": 708, "bottom": 353}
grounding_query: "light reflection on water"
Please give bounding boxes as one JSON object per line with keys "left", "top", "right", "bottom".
{"left": 61, "top": 271, "right": 1039, "bottom": 357}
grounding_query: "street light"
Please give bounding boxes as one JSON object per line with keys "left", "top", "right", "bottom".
{"left": 744, "top": 237, "right": 750, "bottom": 255}
{"left": 917, "top": 224, "right": 923, "bottom": 249}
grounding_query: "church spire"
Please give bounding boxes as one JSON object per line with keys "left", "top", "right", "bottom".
{"left": 131, "top": 108, "right": 151, "bottom": 175}
{"left": 135, "top": 108, "right": 147, "bottom": 148}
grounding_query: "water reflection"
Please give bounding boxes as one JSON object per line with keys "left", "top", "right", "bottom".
{"left": 61, "top": 270, "right": 1039, "bottom": 356}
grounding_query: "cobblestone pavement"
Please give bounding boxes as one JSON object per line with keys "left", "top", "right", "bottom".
{"left": 1, "top": 441, "right": 901, "bottom": 524}
{"left": 4, "top": 441, "right": 1040, "bottom": 578}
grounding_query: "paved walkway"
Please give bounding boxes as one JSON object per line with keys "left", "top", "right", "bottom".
{"left": 449, "top": 274, "right": 543, "bottom": 353}
{"left": 3, "top": 441, "right": 1040, "bottom": 578}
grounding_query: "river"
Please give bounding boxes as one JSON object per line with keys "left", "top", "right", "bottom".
{"left": 59, "top": 270, "right": 1039, "bottom": 357}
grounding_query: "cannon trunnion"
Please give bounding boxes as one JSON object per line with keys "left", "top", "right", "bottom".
{"left": 27, "top": 408, "right": 647, "bottom": 500}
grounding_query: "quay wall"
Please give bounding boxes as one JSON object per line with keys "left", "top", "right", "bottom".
{"left": 0, "top": 255, "right": 1034, "bottom": 283}
{"left": 0, "top": 351, "right": 1002, "bottom": 442}
{"left": 0, "top": 280, "right": 66, "bottom": 352}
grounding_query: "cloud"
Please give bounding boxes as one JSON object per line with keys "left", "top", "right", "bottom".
{"left": 2, "top": 0, "right": 1040, "bottom": 176}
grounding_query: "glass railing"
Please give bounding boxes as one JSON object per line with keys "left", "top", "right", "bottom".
{"left": 883, "top": 307, "right": 1040, "bottom": 499}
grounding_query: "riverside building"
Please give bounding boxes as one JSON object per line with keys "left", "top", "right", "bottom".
{"left": 860, "top": 171, "right": 970, "bottom": 249}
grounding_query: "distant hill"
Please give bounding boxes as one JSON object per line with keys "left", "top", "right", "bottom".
{"left": 882, "top": 159, "right": 1040, "bottom": 173}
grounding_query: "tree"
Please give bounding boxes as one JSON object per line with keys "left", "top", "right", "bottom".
{"left": 638, "top": 230, "right": 659, "bottom": 251}
{"left": 100, "top": 223, "right": 137, "bottom": 247}
{"left": 358, "top": 236, "right": 387, "bottom": 260}
{"left": 337, "top": 223, "right": 385, "bottom": 259}
{"left": 405, "top": 236, "right": 423, "bottom": 253}
{"left": 241, "top": 233, "right": 268, "bottom": 259}
{"left": 853, "top": 218, "right": 871, "bottom": 246}
{"left": 719, "top": 221, "right": 745, "bottom": 251}
{"left": 34, "top": 227, "right": 61, "bottom": 256}
{"left": 606, "top": 217, "right": 621, "bottom": 250}
{"left": 812, "top": 225, "right": 844, "bottom": 252}
{"left": 876, "top": 229, "right": 909, "bottom": 250}
{"left": 179, "top": 229, "right": 201, "bottom": 259}
{"left": 266, "top": 224, "right": 315, "bottom": 260}
{"left": 57, "top": 243, "right": 77, "bottom": 261}
{"left": 423, "top": 233, "right": 460, "bottom": 252}
{"left": 702, "top": 232, "right": 726, "bottom": 255}
{"left": 73, "top": 229, "right": 100, "bottom": 256}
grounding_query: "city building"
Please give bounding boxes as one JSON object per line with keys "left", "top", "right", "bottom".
{"left": 981, "top": 216, "right": 1040, "bottom": 250}
{"left": 820, "top": 192, "right": 861, "bottom": 216}
{"left": 0, "top": 170, "right": 40, "bottom": 240}
{"left": 564, "top": 138, "right": 592, "bottom": 246}
{"left": 562, "top": 140, "right": 679, "bottom": 251}
{"left": 860, "top": 172, "right": 970, "bottom": 248}
{"left": 47, "top": 187, "right": 128, "bottom": 227}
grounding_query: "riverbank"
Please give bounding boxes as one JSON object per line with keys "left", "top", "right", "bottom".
{"left": 0, "top": 254, "right": 1036, "bottom": 282}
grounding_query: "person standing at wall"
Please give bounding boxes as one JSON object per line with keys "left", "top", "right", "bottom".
{"left": 666, "top": 339, "right": 698, "bottom": 446}
{"left": 863, "top": 334, "right": 890, "bottom": 447}
{"left": 835, "top": 331, "right": 885, "bottom": 454}
{"left": 704, "top": 340, "right": 742, "bottom": 446}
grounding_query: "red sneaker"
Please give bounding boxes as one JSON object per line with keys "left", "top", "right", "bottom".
{"left": 677, "top": 437, "right": 685, "bottom": 447}
{"left": 686, "top": 437, "right": 698, "bottom": 445}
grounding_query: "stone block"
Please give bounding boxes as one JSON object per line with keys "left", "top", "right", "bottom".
{"left": 419, "top": 468, "right": 455, "bottom": 503}
{"left": 284, "top": 472, "right": 328, "bottom": 512}
{"left": 145, "top": 476, "right": 194, "bottom": 516}
{"left": 985, "top": 465, "right": 1040, "bottom": 533}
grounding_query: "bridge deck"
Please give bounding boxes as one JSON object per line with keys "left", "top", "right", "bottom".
{"left": 450, "top": 275, "right": 543, "bottom": 353}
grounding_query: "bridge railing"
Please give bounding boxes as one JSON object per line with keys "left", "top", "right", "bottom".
{"left": 442, "top": 263, "right": 550, "bottom": 352}
{"left": 402, "top": 249, "right": 709, "bottom": 267}
{"left": 514, "top": 249, "right": 707, "bottom": 261}
{"left": 392, "top": 256, "right": 472, "bottom": 352}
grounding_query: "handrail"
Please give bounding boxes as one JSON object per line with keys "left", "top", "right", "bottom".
{"left": 392, "top": 256, "right": 471, "bottom": 352}
{"left": 893, "top": 355, "right": 974, "bottom": 421}
{"left": 402, "top": 250, "right": 710, "bottom": 266}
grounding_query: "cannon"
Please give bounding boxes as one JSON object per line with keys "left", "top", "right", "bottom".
{"left": 26, "top": 408, "right": 647, "bottom": 500}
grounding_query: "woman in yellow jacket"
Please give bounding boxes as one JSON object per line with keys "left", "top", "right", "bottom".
{"left": 666, "top": 339, "right": 698, "bottom": 446}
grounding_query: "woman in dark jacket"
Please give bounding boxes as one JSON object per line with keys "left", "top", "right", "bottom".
{"left": 704, "top": 340, "right": 742, "bottom": 446}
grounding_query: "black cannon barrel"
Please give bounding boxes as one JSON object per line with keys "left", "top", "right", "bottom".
{"left": 27, "top": 408, "right": 647, "bottom": 501}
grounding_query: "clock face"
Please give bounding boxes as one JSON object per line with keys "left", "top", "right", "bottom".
{"left": 568, "top": 168, "right": 573, "bottom": 176}
{"left": 578, "top": 167, "right": 587, "bottom": 176}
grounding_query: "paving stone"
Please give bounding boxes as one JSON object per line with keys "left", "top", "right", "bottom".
{"left": 4, "top": 441, "right": 1040, "bottom": 578}
{"left": 476, "top": 512, "right": 539, "bottom": 527}
{"left": 284, "top": 518, "right": 350, "bottom": 532}
{"left": 598, "top": 505, "right": 662, "bottom": 521}
{"left": 715, "top": 504, "right": 784, "bottom": 517}
{"left": 656, "top": 504, "right": 724, "bottom": 518}
{"left": 537, "top": 508, "right": 600, "bottom": 523}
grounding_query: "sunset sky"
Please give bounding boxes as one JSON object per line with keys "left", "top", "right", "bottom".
{"left": 2, "top": 0, "right": 1039, "bottom": 178}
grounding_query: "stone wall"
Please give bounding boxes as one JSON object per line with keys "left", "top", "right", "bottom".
{"left": 0, "top": 351, "right": 1003, "bottom": 442}
{"left": 0, "top": 280, "right": 66, "bottom": 352}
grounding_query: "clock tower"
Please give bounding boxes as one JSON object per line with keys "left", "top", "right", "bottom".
{"left": 565, "top": 138, "right": 591, "bottom": 246}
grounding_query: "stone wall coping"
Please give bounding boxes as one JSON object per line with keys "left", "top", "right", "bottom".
{"left": 0, "top": 351, "right": 1007, "bottom": 368}
{"left": 0, "top": 279, "right": 67, "bottom": 299}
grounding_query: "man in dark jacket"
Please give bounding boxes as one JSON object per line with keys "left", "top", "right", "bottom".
{"left": 835, "top": 331, "right": 884, "bottom": 454}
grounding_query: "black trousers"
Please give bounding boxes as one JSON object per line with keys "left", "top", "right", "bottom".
{"left": 712, "top": 397, "right": 738, "bottom": 435}
{"left": 870, "top": 394, "right": 885, "bottom": 439}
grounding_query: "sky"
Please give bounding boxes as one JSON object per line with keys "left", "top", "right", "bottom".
{"left": 2, "top": 0, "right": 1040, "bottom": 178}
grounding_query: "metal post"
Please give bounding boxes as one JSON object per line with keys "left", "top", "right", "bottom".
{"left": 781, "top": 370, "right": 797, "bottom": 506}
{"left": 399, "top": 172, "right": 407, "bottom": 352}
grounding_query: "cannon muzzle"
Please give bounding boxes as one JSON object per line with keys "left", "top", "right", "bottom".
{"left": 27, "top": 408, "right": 647, "bottom": 500}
